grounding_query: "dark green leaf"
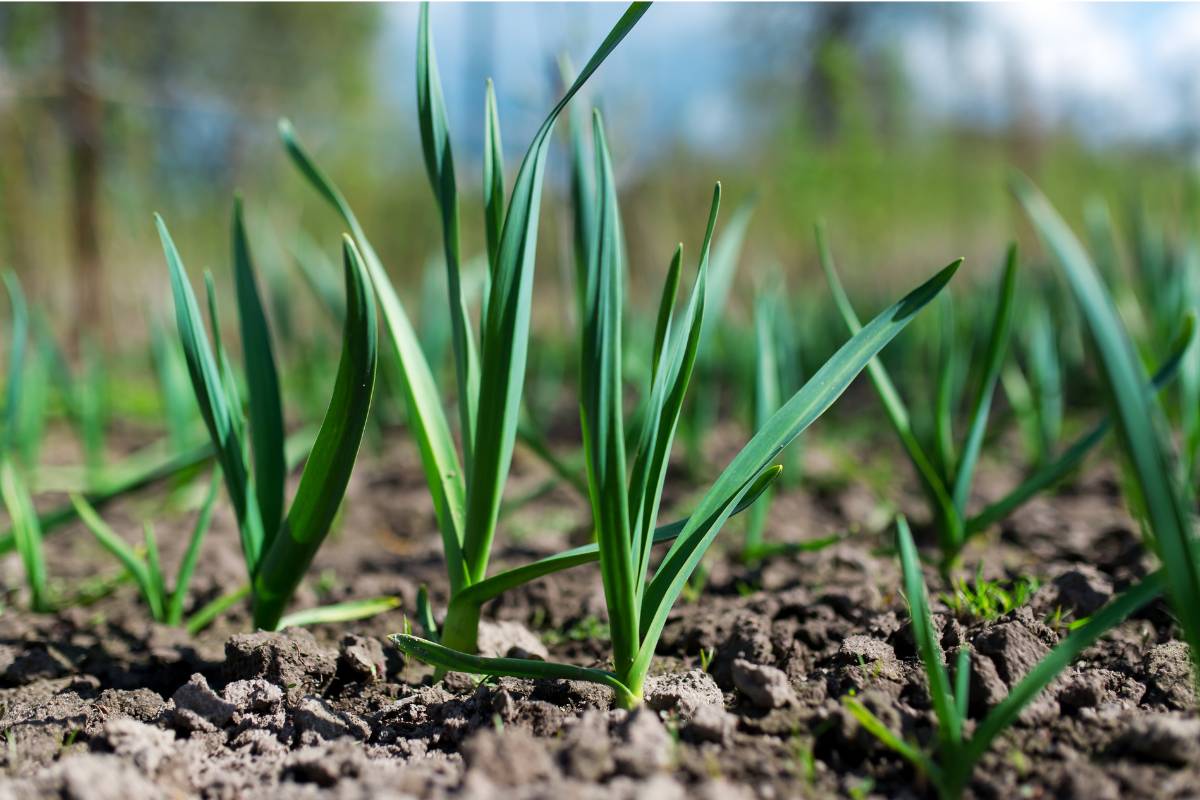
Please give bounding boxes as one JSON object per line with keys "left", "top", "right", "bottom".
{"left": 251, "top": 236, "right": 378, "bottom": 631}
{"left": 233, "top": 199, "right": 287, "bottom": 550}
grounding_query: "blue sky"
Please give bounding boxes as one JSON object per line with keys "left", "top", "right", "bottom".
{"left": 375, "top": 3, "right": 1200, "bottom": 164}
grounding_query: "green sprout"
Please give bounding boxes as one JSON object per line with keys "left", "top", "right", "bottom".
{"left": 0, "top": 270, "right": 49, "bottom": 612}
{"left": 278, "top": 2, "right": 652, "bottom": 656}
{"left": 941, "top": 571, "right": 1038, "bottom": 623}
{"left": 1014, "top": 174, "right": 1200, "bottom": 680}
{"left": 819, "top": 225, "right": 1192, "bottom": 574}
{"left": 391, "top": 104, "right": 961, "bottom": 706}
{"left": 846, "top": 517, "right": 1163, "bottom": 799}
{"left": 71, "top": 470, "right": 222, "bottom": 630}
{"left": 155, "top": 198, "right": 384, "bottom": 632}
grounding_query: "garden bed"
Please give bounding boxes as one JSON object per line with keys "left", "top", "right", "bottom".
{"left": 1, "top": 427, "right": 1195, "bottom": 799}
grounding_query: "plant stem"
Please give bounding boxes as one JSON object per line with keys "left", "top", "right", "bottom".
{"left": 613, "top": 682, "right": 641, "bottom": 710}
{"left": 616, "top": 669, "right": 645, "bottom": 710}
{"left": 437, "top": 600, "right": 483, "bottom": 676}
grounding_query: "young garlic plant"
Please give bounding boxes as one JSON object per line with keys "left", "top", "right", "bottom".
{"left": 846, "top": 517, "right": 1164, "bottom": 799}
{"left": 819, "top": 226, "right": 1193, "bottom": 574}
{"left": 153, "top": 201, "right": 384, "bottom": 632}
{"left": 277, "top": 2, "right": 652, "bottom": 656}
{"left": 0, "top": 270, "right": 50, "bottom": 612}
{"left": 1013, "top": 174, "right": 1200, "bottom": 678}
{"left": 391, "top": 109, "right": 962, "bottom": 709}
{"left": 71, "top": 472, "right": 223, "bottom": 632}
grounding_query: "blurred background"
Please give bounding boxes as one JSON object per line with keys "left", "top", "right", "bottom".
{"left": 0, "top": 2, "right": 1196, "bottom": 355}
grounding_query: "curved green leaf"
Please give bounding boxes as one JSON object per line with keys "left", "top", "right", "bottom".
{"left": 279, "top": 596, "right": 400, "bottom": 629}
{"left": 157, "top": 215, "right": 264, "bottom": 571}
{"left": 634, "top": 258, "right": 962, "bottom": 679}
{"left": 391, "top": 633, "right": 635, "bottom": 704}
{"left": 251, "top": 236, "right": 378, "bottom": 631}
{"left": 279, "top": 120, "right": 469, "bottom": 593}
{"left": 462, "top": 3, "right": 652, "bottom": 585}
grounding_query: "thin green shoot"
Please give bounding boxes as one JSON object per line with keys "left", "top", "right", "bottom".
{"left": 70, "top": 467, "right": 222, "bottom": 626}
{"left": 0, "top": 272, "right": 49, "bottom": 612}
{"left": 846, "top": 516, "right": 1164, "bottom": 799}
{"left": 0, "top": 455, "right": 50, "bottom": 612}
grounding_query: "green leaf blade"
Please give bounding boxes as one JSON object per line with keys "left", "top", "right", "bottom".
{"left": 2, "top": 271, "right": 29, "bottom": 452}
{"left": 1014, "top": 176, "right": 1200, "bottom": 668}
{"left": 483, "top": 78, "right": 506, "bottom": 274}
{"left": 251, "top": 236, "right": 378, "bottom": 631}
{"left": 581, "top": 109, "right": 638, "bottom": 673}
{"left": 2, "top": 457, "right": 48, "bottom": 611}
{"left": 629, "top": 185, "right": 719, "bottom": 589}
{"left": 418, "top": 2, "right": 480, "bottom": 479}
{"left": 168, "top": 468, "right": 223, "bottom": 626}
{"left": 951, "top": 244, "right": 1018, "bottom": 514}
{"left": 279, "top": 120, "right": 470, "bottom": 593}
{"left": 70, "top": 493, "right": 158, "bottom": 619}
{"left": 156, "top": 215, "right": 262, "bottom": 572}
{"left": 896, "top": 516, "right": 961, "bottom": 744}
{"left": 461, "top": 2, "right": 651, "bottom": 585}
{"left": 635, "top": 259, "right": 961, "bottom": 679}
{"left": 391, "top": 633, "right": 635, "bottom": 703}
{"left": 232, "top": 199, "right": 287, "bottom": 550}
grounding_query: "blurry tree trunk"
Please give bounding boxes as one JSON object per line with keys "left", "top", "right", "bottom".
{"left": 806, "top": 6, "right": 859, "bottom": 145}
{"left": 59, "top": 3, "right": 104, "bottom": 350}
{"left": 0, "top": 67, "right": 32, "bottom": 283}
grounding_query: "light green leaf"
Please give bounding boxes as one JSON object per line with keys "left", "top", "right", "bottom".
{"left": 280, "top": 120, "right": 469, "bottom": 593}
{"left": 635, "top": 258, "right": 962, "bottom": 680}
{"left": 1014, "top": 174, "right": 1200, "bottom": 671}
{"left": 279, "top": 596, "right": 400, "bottom": 629}
{"left": 157, "top": 215, "right": 264, "bottom": 572}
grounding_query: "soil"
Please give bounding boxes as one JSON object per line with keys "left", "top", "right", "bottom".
{"left": 1, "top": 419, "right": 1197, "bottom": 799}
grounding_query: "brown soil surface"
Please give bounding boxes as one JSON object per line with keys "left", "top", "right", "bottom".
{"left": 1, "top": 424, "right": 1196, "bottom": 799}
